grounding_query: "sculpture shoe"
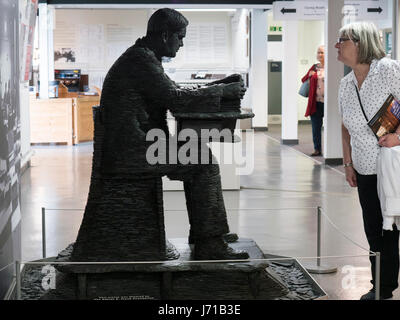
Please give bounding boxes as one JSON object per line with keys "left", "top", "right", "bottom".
{"left": 194, "top": 236, "right": 249, "bottom": 260}
{"left": 189, "top": 232, "right": 239, "bottom": 244}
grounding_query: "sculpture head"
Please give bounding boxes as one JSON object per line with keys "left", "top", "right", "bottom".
{"left": 146, "top": 8, "right": 188, "bottom": 58}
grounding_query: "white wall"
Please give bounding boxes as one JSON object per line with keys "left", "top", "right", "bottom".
{"left": 267, "top": 10, "right": 283, "bottom": 61}
{"left": 54, "top": 9, "right": 148, "bottom": 89}
{"left": 231, "top": 9, "right": 249, "bottom": 70}
{"left": 53, "top": 8, "right": 252, "bottom": 114}
{"left": 165, "top": 11, "right": 233, "bottom": 70}
{"left": 54, "top": 9, "right": 237, "bottom": 89}
{"left": 230, "top": 9, "right": 250, "bottom": 109}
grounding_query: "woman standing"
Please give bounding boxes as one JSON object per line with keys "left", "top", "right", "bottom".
{"left": 336, "top": 21, "right": 400, "bottom": 300}
{"left": 302, "top": 45, "right": 325, "bottom": 156}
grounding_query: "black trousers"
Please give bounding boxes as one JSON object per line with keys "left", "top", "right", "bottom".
{"left": 310, "top": 102, "right": 324, "bottom": 152}
{"left": 356, "top": 172, "right": 400, "bottom": 295}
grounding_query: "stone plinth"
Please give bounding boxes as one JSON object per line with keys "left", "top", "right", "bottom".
{"left": 42, "top": 238, "right": 289, "bottom": 300}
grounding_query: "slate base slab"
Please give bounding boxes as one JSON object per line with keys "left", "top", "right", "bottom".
{"left": 19, "top": 239, "right": 326, "bottom": 300}
{"left": 266, "top": 258, "right": 328, "bottom": 300}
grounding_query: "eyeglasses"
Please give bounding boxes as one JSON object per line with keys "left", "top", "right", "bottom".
{"left": 337, "top": 37, "right": 351, "bottom": 44}
{"left": 337, "top": 37, "right": 358, "bottom": 44}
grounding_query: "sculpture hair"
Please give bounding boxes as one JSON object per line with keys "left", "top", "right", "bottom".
{"left": 146, "top": 8, "right": 189, "bottom": 36}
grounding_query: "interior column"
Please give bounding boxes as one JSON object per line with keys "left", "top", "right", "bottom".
{"left": 250, "top": 9, "right": 268, "bottom": 130}
{"left": 323, "top": 0, "right": 344, "bottom": 164}
{"left": 281, "top": 20, "right": 298, "bottom": 145}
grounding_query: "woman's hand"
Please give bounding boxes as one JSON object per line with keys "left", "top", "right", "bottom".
{"left": 309, "top": 70, "right": 316, "bottom": 77}
{"left": 378, "top": 133, "right": 400, "bottom": 148}
{"left": 341, "top": 123, "right": 356, "bottom": 187}
{"left": 345, "top": 166, "right": 357, "bottom": 187}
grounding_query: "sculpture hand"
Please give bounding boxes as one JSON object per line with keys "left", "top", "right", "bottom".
{"left": 239, "top": 77, "right": 245, "bottom": 88}
{"left": 206, "top": 74, "right": 242, "bottom": 86}
{"left": 225, "top": 74, "right": 245, "bottom": 88}
{"left": 224, "top": 73, "right": 242, "bottom": 84}
{"left": 222, "top": 82, "right": 246, "bottom": 99}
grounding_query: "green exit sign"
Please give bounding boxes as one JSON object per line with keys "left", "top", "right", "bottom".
{"left": 270, "top": 26, "right": 282, "bottom": 32}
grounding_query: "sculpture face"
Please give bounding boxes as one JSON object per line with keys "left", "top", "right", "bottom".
{"left": 165, "top": 28, "right": 186, "bottom": 57}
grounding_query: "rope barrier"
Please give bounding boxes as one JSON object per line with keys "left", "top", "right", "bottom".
{"left": 0, "top": 262, "right": 15, "bottom": 273}
{"left": 42, "top": 207, "right": 328, "bottom": 212}
{"left": 40, "top": 206, "right": 375, "bottom": 262}
{"left": 44, "top": 208, "right": 84, "bottom": 211}
{"left": 319, "top": 207, "right": 373, "bottom": 254}
{"left": 240, "top": 186, "right": 352, "bottom": 197}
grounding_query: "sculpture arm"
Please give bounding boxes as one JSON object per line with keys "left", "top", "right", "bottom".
{"left": 134, "top": 50, "right": 223, "bottom": 113}
{"left": 170, "top": 85, "right": 223, "bottom": 113}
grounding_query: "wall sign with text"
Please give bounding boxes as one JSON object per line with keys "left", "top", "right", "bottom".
{"left": 273, "top": 0, "right": 388, "bottom": 21}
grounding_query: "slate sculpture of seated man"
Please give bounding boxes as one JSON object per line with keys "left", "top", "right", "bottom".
{"left": 71, "top": 8, "right": 249, "bottom": 261}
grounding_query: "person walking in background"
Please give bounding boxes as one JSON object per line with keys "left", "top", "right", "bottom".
{"left": 301, "top": 45, "right": 325, "bottom": 156}
{"left": 337, "top": 21, "right": 400, "bottom": 300}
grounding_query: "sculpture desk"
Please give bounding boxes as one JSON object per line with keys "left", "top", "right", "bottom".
{"left": 172, "top": 109, "right": 255, "bottom": 143}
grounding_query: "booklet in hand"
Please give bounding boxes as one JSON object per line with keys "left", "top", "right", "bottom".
{"left": 368, "top": 94, "right": 400, "bottom": 139}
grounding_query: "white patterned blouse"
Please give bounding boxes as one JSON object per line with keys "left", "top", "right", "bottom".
{"left": 339, "top": 57, "right": 400, "bottom": 175}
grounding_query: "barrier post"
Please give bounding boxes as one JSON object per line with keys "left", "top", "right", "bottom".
{"left": 42, "top": 207, "right": 46, "bottom": 258}
{"left": 305, "top": 207, "right": 337, "bottom": 274}
{"left": 15, "top": 261, "right": 21, "bottom": 300}
{"left": 317, "top": 206, "right": 321, "bottom": 267}
{"left": 375, "top": 252, "right": 381, "bottom": 300}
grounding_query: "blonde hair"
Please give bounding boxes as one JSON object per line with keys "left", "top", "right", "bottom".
{"left": 339, "top": 22, "right": 385, "bottom": 64}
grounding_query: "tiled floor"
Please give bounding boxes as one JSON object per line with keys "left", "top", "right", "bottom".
{"left": 20, "top": 124, "right": 399, "bottom": 300}
{"left": 264, "top": 123, "right": 340, "bottom": 170}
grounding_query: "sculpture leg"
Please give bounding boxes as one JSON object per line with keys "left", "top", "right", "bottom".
{"left": 161, "top": 141, "right": 248, "bottom": 260}
{"left": 186, "top": 176, "right": 238, "bottom": 244}
{"left": 176, "top": 164, "right": 229, "bottom": 239}
{"left": 168, "top": 163, "right": 248, "bottom": 260}
{"left": 183, "top": 168, "right": 239, "bottom": 244}
{"left": 186, "top": 164, "right": 248, "bottom": 260}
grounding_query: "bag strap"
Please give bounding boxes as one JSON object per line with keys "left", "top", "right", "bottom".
{"left": 353, "top": 82, "right": 369, "bottom": 122}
